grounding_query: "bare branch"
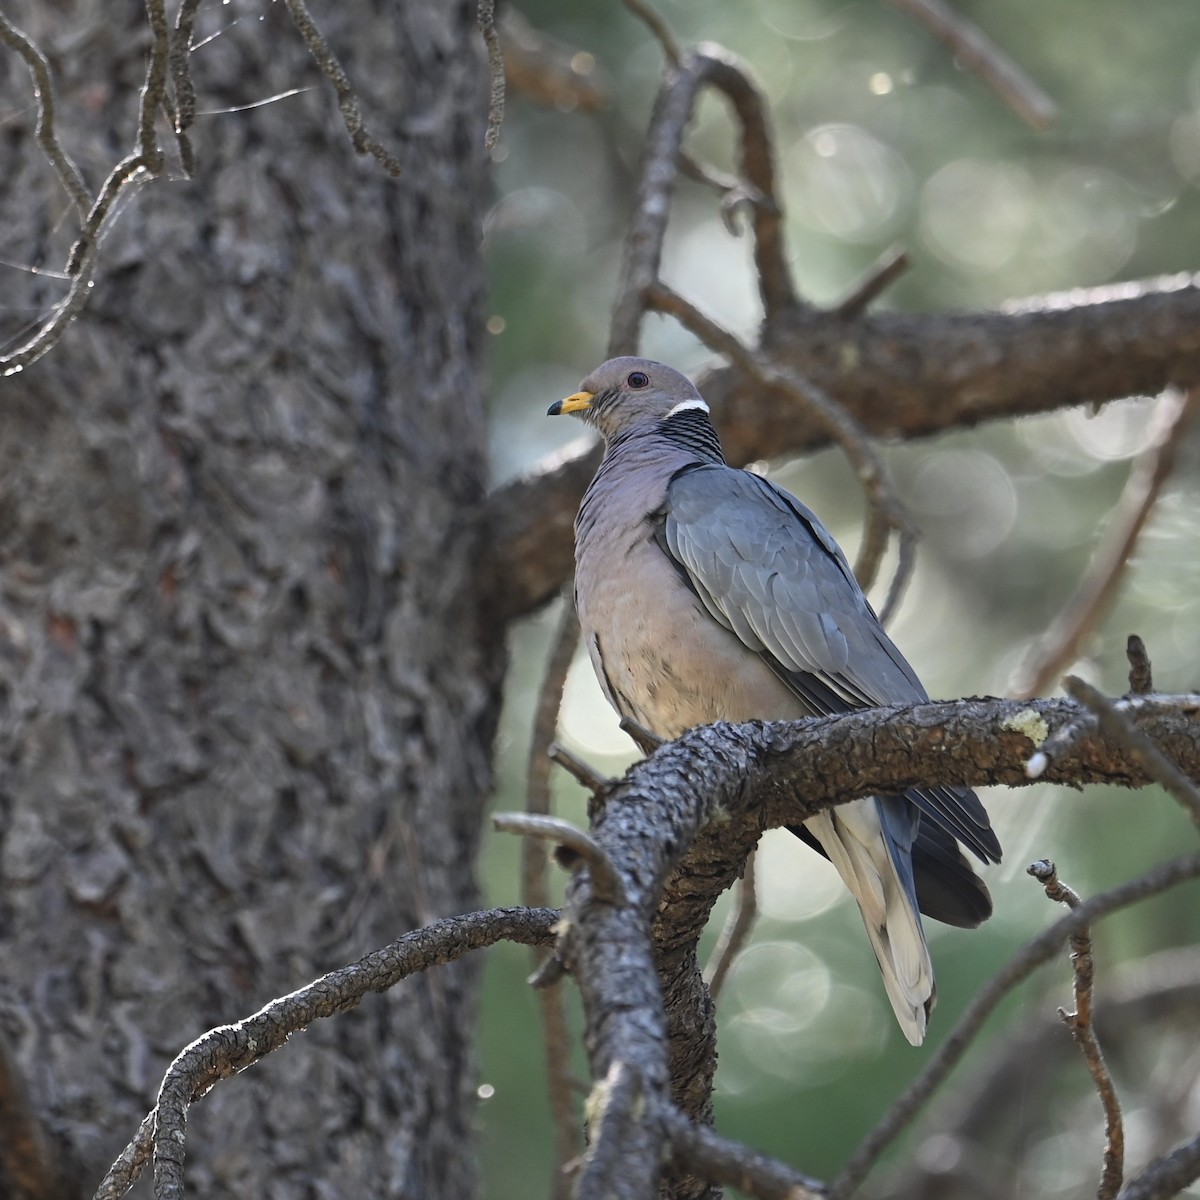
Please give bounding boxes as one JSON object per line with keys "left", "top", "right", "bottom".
{"left": 550, "top": 743, "right": 614, "bottom": 794}
{"left": 608, "top": 45, "right": 794, "bottom": 355}
{"left": 887, "top": 0, "right": 1058, "bottom": 130}
{"left": 554, "top": 689, "right": 1200, "bottom": 1200}
{"left": 281, "top": 0, "right": 403, "bottom": 176}
{"left": 1126, "top": 635, "right": 1154, "bottom": 695}
{"left": 1015, "top": 388, "right": 1200, "bottom": 697}
{"left": 623, "top": 0, "right": 681, "bottom": 67}
{"left": 92, "top": 1111, "right": 155, "bottom": 1200}
{"left": 620, "top": 715, "right": 665, "bottom": 755}
{"left": 523, "top": 596, "right": 585, "bottom": 1192}
{"left": 500, "top": 8, "right": 610, "bottom": 112}
{"left": 477, "top": 0, "right": 506, "bottom": 151}
{"left": 0, "top": 6, "right": 173, "bottom": 374}
{"left": 1028, "top": 859, "right": 1124, "bottom": 1200}
{"left": 0, "top": 14, "right": 89, "bottom": 217}
{"left": 524, "top": 598, "right": 581, "bottom": 904}
{"left": 884, "top": 946, "right": 1200, "bottom": 1196}
{"left": 662, "top": 1105, "right": 827, "bottom": 1200}
{"left": 95, "top": 907, "right": 557, "bottom": 1200}
{"left": 831, "top": 247, "right": 911, "bottom": 320}
{"left": 643, "top": 283, "right": 914, "bottom": 597}
{"left": 831, "top": 849, "right": 1200, "bottom": 1199}
{"left": 1062, "top": 677, "right": 1200, "bottom": 828}
{"left": 495, "top": 813, "right": 629, "bottom": 906}
{"left": 703, "top": 847, "right": 758, "bottom": 1002}
{"left": 677, "top": 151, "right": 778, "bottom": 236}
{"left": 138, "top": 0, "right": 170, "bottom": 173}
{"left": 170, "top": 0, "right": 204, "bottom": 175}
{"left": 489, "top": 272, "right": 1200, "bottom": 623}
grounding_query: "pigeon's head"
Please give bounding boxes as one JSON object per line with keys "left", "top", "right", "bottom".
{"left": 547, "top": 357, "right": 710, "bottom": 442}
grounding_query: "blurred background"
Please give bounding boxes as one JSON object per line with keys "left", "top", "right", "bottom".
{"left": 480, "top": 0, "right": 1200, "bottom": 1195}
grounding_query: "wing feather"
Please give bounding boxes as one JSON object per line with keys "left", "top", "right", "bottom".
{"left": 662, "top": 464, "right": 1000, "bottom": 865}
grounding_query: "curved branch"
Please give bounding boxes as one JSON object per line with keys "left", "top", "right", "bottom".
{"left": 832, "top": 850, "right": 1200, "bottom": 1198}
{"left": 554, "top": 692, "right": 1200, "bottom": 1199}
{"left": 608, "top": 45, "right": 793, "bottom": 356}
{"left": 486, "top": 272, "right": 1200, "bottom": 622}
{"left": 94, "top": 907, "right": 558, "bottom": 1200}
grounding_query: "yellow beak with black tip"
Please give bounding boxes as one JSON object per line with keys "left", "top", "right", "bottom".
{"left": 547, "top": 390, "right": 594, "bottom": 416}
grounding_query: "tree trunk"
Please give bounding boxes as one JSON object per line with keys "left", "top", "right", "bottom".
{"left": 0, "top": 1, "right": 495, "bottom": 1195}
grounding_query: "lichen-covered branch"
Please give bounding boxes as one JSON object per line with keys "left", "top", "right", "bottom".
{"left": 548, "top": 692, "right": 1200, "bottom": 1199}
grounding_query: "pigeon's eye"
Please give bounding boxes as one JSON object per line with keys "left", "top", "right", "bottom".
{"left": 627, "top": 371, "right": 650, "bottom": 389}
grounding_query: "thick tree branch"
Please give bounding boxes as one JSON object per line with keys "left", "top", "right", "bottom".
{"left": 487, "top": 272, "right": 1200, "bottom": 622}
{"left": 548, "top": 693, "right": 1200, "bottom": 1199}
{"left": 95, "top": 693, "right": 1200, "bottom": 1200}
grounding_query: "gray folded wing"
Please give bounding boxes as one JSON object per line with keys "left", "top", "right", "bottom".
{"left": 658, "top": 463, "right": 1000, "bottom": 867}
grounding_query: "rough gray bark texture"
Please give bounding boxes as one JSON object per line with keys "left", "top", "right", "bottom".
{"left": 0, "top": 2, "right": 495, "bottom": 1196}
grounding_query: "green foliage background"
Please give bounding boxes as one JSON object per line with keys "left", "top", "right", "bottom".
{"left": 480, "top": 1, "right": 1200, "bottom": 1195}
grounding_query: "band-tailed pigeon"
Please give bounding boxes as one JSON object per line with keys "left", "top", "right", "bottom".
{"left": 548, "top": 356, "right": 1001, "bottom": 1046}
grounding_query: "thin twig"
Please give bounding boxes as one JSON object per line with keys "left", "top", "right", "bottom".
{"left": 529, "top": 953, "right": 569, "bottom": 990}
{"left": 677, "top": 151, "right": 776, "bottom": 236}
{"left": 1015, "top": 389, "right": 1200, "bottom": 698}
{"left": 524, "top": 598, "right": 581, "bottom": 905}
{"left": 831, "top": 248, "right": 910, "bottom": 320}
{"left": 878, "top": 527, "right": 917, "bottom": 627}
{"left": 696, "top": 49, "right": 796, "bottom": 320}
{"left": 523, "top": 596, "right": 584, "bottom": 1194}
{"left": 608, "top": 46, "right": 794, "bottom": 355}
{"left": 281, "top": 0, "right": 403, "bottom": 176}
{"left": 500, "top": 7, "right": 610, "bottom": 112}
{"left": 138, "top": 0, "right": 170, "bottom": 174}
{"left": 620, "top": 715, "right": 664, "bottom": 755}
{"left": 623, "top": 0, "right": 681, "bottom": 66}
{"left": 494, "top": 813, "right": 629, "bottom": 906}
{"left": 662, "top": 1105, "right": 827, "bottom": 1200}
{"left": 95, "top": 907, "right": 557, "bottom": 1200}
{"left": 887, "top": 0, "right": 1057, "bottom": 130}
{"left": 1126, "top": 635, "right": 1154, "bottom": 695}
{"left": 704, "top": 847, "right": 758, "bottom": 1002}
{"left": 1025, "top": 692, "right": 1200, "bottom": 783}
{"left": 0, "top": 14, "right": 90, "bottom": 217}
{"left": 0, "top": 3, "right": 172, "bottom": 373}
{"left": 550, "top": 744, "right": 613, "bottom": 794}
{"left": 1063, "top": 676, "right": 1200, "bottom": 829}
{"left": 478, "top": 0, "right": 506, "bottom": 151}
{"left": 170, "top": 0, "right": 204, "bottom": 175}
{"left": 1028, "top": 860, "right": 1124, "bottom": 1200}
{"left": 644, "top": 283, "right": 915, "bottom": 598}
{"left": 830, "top": 848, "right": 1200, "bottom": 1199}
